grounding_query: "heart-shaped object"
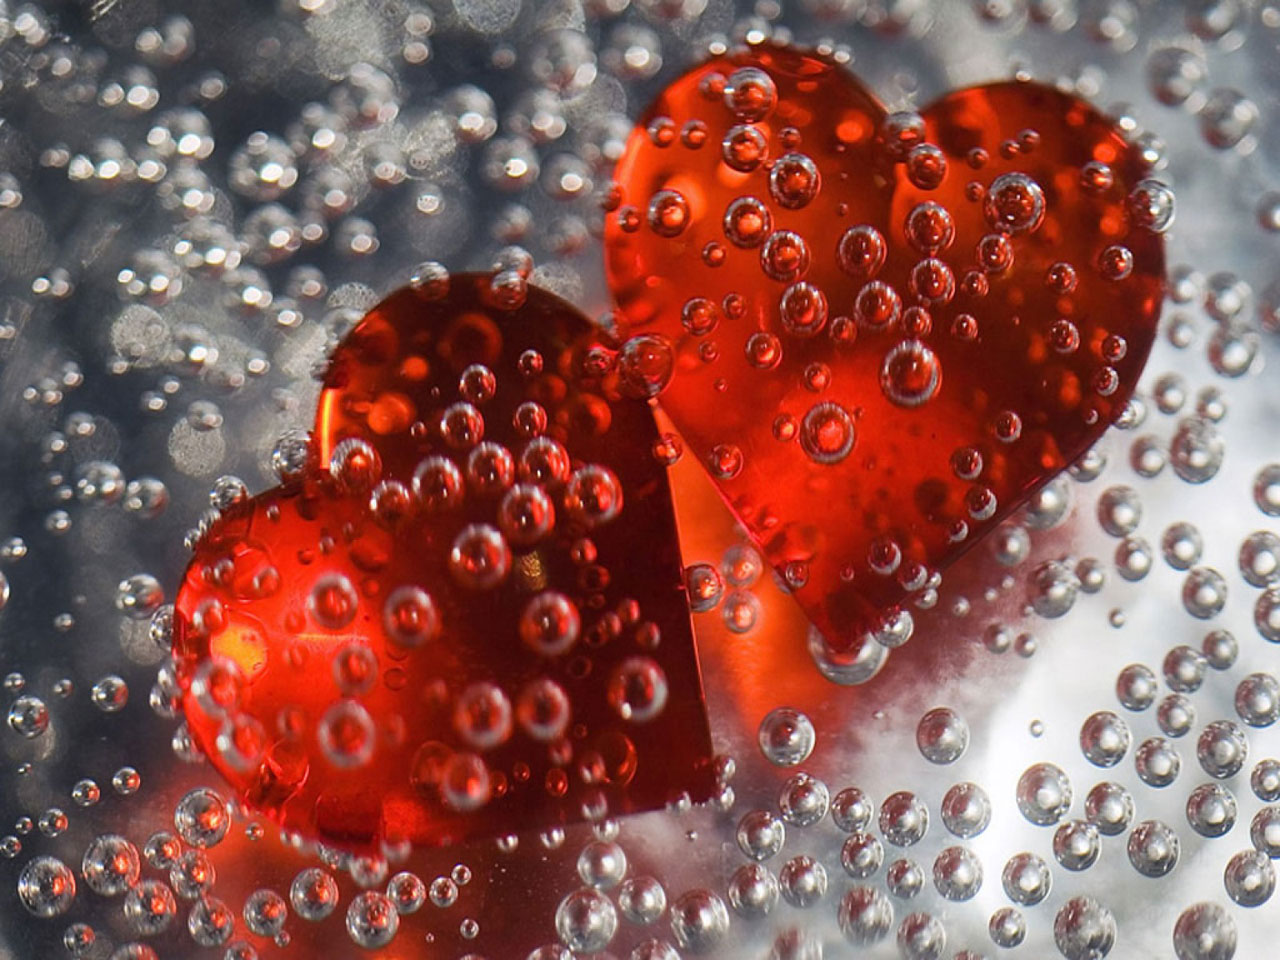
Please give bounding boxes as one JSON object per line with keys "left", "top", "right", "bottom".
{"left": 605, "top": 42, "right": 1165, "bottom": 649}
{"left": 172, "top": 273, "right": 715, "bottom": 850}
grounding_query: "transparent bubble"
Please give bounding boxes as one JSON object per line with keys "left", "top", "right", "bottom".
{"left": 1017, "top": 763, "right": 1072, "bottom": 825}
{"left": 1200, "top": 88, "right": 1258, "bottom": 148}
{"left": 881, "top": 858, "right": 922, "bottom": 900}
{"left": 516, "top": 677, "right": 571, "bottom": 741}
{"left": 1170, "top": 418, "right": 1224, "bottom": 484}
{"left": 769, "top": 153, "right": 821, "bottom": 209}
{"left": 831, "top": 787, "right": 873, "bottom": 833}
{"left": 552, "top": 887, "right": 617, "bottom": 953}
{"left": 724, "top": 67, "right": 777, "bottom": 121}
{"left": 1117, "top": 663, "right": 1158, "bottom": 711}
{"left": 290, "top": 868, "right": 339, "bottom": 922}
{"left": 170, "top": 849, "right": 214, "bottom": 900}
{"left": 778, "top": 854, "right": 826, "bottom": 908}
{"left": 940, "top": 782, "right": 991, "bottom": 838}
{"left": 243, "top": 889, "right": 287, "bottom": 936}
{"left": 1128, "top": 819, "right": 1180, "bottom": 877}
{"left": 413, "top": 456, "right": 465, "bottom": 513}
{"left": 759, "top": 707, "right": 816, "bottom": 766}
{"left": 1173, "top": 902, "right": 1236, "bottom": 960}
{"left": 1257, "top": 589, "right": 1280, "bottom": 642}
{"left": 1081, "top": 711, "right": 1131, "bottom": 767}
{"left": 933, "top": 846, "right": 982, "bottom": 901}
{"left": 1236, "top": 673, "right": 1280, "bottom": 727}
{"left": 854, "top": 280, "right": 902, "bottom": 328}
{"left": 916, "top": 707, "right": 968, "bottom": 764}
{"left": 8, "top": 694, "right": 49, "bottom": 738}
{"left": 1187, "top": 783, "right": 1237, "bottom": 838}
{"left": 1165, "top": 645, "right": 1208, "bottom": 693}
{"left": 989, "top": 906, "right": 1026, "bottom": 949}
{"left": 1223, "top": 849, "right": 1274, "bottom": 907}
{"left": 123, "top": 880, "right": 177, "bottom": 935}
{"left": 1205, "top": 630, "right": 1239, "bottom": 670}
{"left": 91, "top": 675, "right": 129, "bottom": 712}
{"left": 453, "top": 682, "right": 512, "bottom": 751}
{"left": 110, "top": 945, "right": 158, "bottom": 960}
{"left": 1251, "top": 758, "right": 1280, "bottom": 802}
{"left": 448, "top": 524, "right": 511, "bottom": 589}
{"left": 840, "top": 832, "right": 883, "bottom": 879}
{"left": 1239, "top": 532, "right": 1280, "bottom": 588}
{"left": 1136, "top": 736, "right": 1182, "bottom": 787}
{"left": 1116, "top": 535, "right": 1154, "bottom": 581}
{"left": 343, "top": 891, "right": 398, "bottom": 949}
{"left": 618, "top": 875, "right": 666, "bottom": 924}
{"left": 984, "top": 172, "right": 1045, "bottom": 233}
{"left": 71, "top": 780, "right": 100, "bottom": 807}
{"left": 174, "top": 787, "right": 229, "bottom": 848}
{"left": 628, "top": 939, "right": 681, "bottom": 960}
{"left": 430, "top": 875, "right": 459, "bottom": 907}
{"left": 519, "top": 592, "right": 580, "bottom": 657}
{"left": 607, "top": 656, "right": 668, "bottom": 722}
{"left": 18, "top": 856, "right": 76, "bottom": 917}
{"left": 1158, "top": 694, "right": 1197, "bottom": 738}
{"left": 382, "top": 586, "right": 440, "bottom": 649}
{"left": 722, "top": 590, "right": 761, "bottom": 634}
{"left": 1128, "top": 179, "right": 1176, "bottom": 232}
{"left": 760, "top": 230, "right": 811, "bottom": 282}
{"left": 837, "top": 886, "right": 893, "bottom": 946}
{"left": 577, "top": 841, "right": 626, "bottom": 891}
{"left": 1131, "top": 436, "right": 1168, "bottom": 478}
{"left": 1097, "top": 486, "right": 1141, "bottom": 536}
{"left": 685, "top": 563, "right": 724, "bottom": 612}
{"left": 1002, "top": 852, "right": 1051, "bottom": 905}
{"left": 897, "top": 911, "right": 945, "bottom": 959}
{"left": 779, "top": 772, "right": 830, "bottom": 827}
{"left": 618, "top": 334, "right": 675, "bottom": 398}
{"left": 669, "top": 889, "right": 730, "bottom": 952}
{"left": 1050, "top": 818, "right": 1100, "bottom": 872}
{"left": 727, "top": 863, "right": 778, "bottom": 918}
{"left": 1030, "top": 560, "right": 1080, "bottom": 618}
{"left": 799, "top": 401, "right": 856, "bottom": 464}
{"left": 187, "top": 895, "right": 234, "bottom": 947}
{"left": 1054, "top": 897, "right": 1116, "bottom": 960}
{"left": 723, "top": 196, "right": 772, "bottom": 248}
{"left": 737, "top": 809, "right": 785, "bottom": 861}
{"left": 565, "top": 465, "right": 623, "bottom": 528}
{"left": 837, "top": 225, "right": 887, "bottom": 279}
{"left": 1183, "top": 567, "right": 1228, "bottom": 619}
{"left": 63, "top": 922, "right": 95, "bottom": 957}
{"left": 116, "top": 573, "right": 164, "bottom": 619}
{"left": 880, "top": 340, "right": 941, "bottom": 408}
{"left": 879, "top": 791, "right": 929, "bottom": 846}
{"left": 1252, "top": 806, "right": 1280, "bottom": 856}
{"left": 82, "top": 834, "right": 140, "bottom": 896}
{"left": 1198, "top": 721, "right": 1249, "bottom": 779}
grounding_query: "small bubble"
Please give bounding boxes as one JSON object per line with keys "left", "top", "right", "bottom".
{"left": 1016, "top": 763, "right": 1072, "bottom": 825}
{"left": 758, "top": 707, "right": 816, "bottom": 767}
{"left": 916, "top": 707, "right": 969, "bottom": 764}
{"left": 799, "top": 401, "right": 856, "bottom": 464}
{"left": 1128, "top": 819, "right": 1180, "bottom": 877}
{"left": 983, "top": 172, "right": 1045, "bottom": 233}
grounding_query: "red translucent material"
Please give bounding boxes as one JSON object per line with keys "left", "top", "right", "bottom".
{"left": 173, "top": 275, "right": 714, "bottom": 851}
{"left": 605, "top": 43, "right": 1163, "bottom": 648}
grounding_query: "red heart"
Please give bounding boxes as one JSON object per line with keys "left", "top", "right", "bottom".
{"left": 604, "top": 42, "right": 1165, "bottom": 650}
{"left": 172, "top": 273, "right": 716, "bottom": 851}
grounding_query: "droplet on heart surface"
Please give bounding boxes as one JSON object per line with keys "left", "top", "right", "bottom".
{"left": 173, "top": 273, "right": 714, "bottom": 850}
{"left": 605, "top": 41, "right": 1163, "bottom": 647}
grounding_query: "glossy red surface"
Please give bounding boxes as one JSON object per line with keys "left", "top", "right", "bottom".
{"left": 605, "top": 43, "right": 1164, "bottom": 648}
{"left": 173, "top": 275, "right": 715, "bottom": 851}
